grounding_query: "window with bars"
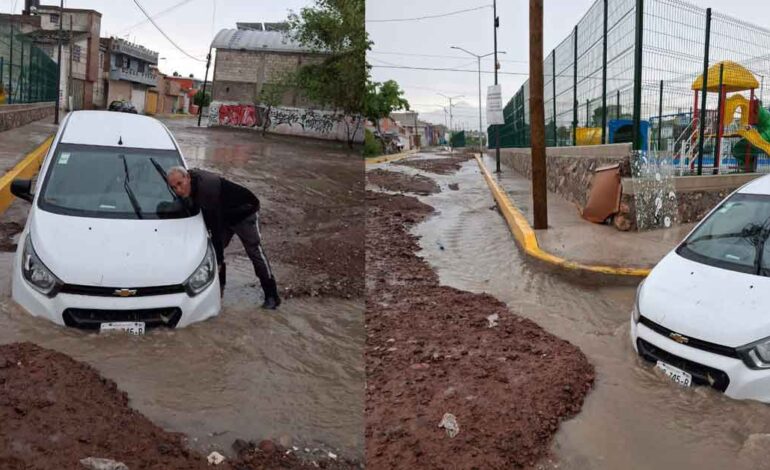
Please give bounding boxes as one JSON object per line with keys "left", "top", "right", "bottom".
{"left": 72, "top": 45, "right": 81, "bottom": 63}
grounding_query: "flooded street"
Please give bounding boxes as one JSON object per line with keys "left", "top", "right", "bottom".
{"left": 381, "top": 154, "right": 770, "bottom": 469}
{"left": 0, "top": 118, "right": 364, "bottom": 461}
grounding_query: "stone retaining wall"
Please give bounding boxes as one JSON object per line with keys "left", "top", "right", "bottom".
{"left": 490, "top": 144, "right": 632, "bottom": 207}
{"left": 493, "top": 145, "right": 762, "bottom": 231}
{"left": 0, "top": 103, "right": 55, "bottom": 132}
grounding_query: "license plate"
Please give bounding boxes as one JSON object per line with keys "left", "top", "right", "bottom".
{"left": 655, "top": 360, "right": 692, "bottom": 387}
{"left": 99, "top": 322, "right": 145, "bottom": 335}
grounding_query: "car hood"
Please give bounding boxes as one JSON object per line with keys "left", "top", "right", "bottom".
{"left": 29, "top": 209, "right": 208, "bottom": 287}
{"left": 640, "top": 251, "right": 770, "bottom": 347}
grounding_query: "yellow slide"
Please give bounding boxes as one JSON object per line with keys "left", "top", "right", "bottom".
{"left": 736, "top": 127, "right": 770, "bottom": 156}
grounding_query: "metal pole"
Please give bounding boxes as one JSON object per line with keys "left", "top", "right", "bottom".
{"left": 658, "top": 80, "right": 663, "bottom": 151}
{"left": 696, "top": 8, "right": 712, "bottom": 176}
{"left": 552, "top": 50, "right": 557, "bottom": 146}
{"left": 198, "top": 48, "right": 213, "bottom": 127}
{"left": 68, "top": 16, "right": 72, "bottom": 110}
{"left": 9, "top": 19, "right": 13, "bottom": 104}
{"left": 477, "top": 56, "right": 483, "bottom": 153}
{"left": 494, "top": 0, "right": 501, "bottom": 173}
{"left": 0, "top": 57, "right": 3, "bottom": 98}
{"left": 632, "top": 0, "right": 644, "bottom": 151}
{"left": 601, "top": 0, "right": 608, "bottom": 144}
{"left": 572, "top": 26, "right": 578, "bottom": 146}
{"left": 714, "top": 63, "right": 725, "bottom": 173}
{"left": 19, "top": 41, "right": 24, "bottom": 103}
{"left": 617, "top": 89, "right": 620, "bottom": 120}
{"left": 54, "top": 0, "right": 64, "bottom": 124}
{"left": 414, "top": 112, "right": 419, "bottom": 149}
{"left": 586, "top": 99, "right": 590, "bottom": 126}
{"left": 530, "top": 0, "right": 547, "bottom": 229}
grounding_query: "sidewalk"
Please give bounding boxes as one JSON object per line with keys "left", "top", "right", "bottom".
{"left": 0, "top": 116, "right": 58, "bottom": 173}
{"left": 480, "top": 154, "right": 694, "bottom": 270}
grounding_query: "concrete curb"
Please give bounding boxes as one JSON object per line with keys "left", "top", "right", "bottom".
{"left": 0, "top": 135, "right": 54, "bottom": 214}
{"left": 365, "top": 149, "right": 418, "bottom": 166}
{"left": 474, "top": 154, "right": 651, "bottom": 278}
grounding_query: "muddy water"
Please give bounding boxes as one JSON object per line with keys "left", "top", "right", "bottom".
{"left": 386, "top": 155, "right": 770, "bottom": 469}
{"left": 0, "top": 257, "right": 364, "bottom": 460}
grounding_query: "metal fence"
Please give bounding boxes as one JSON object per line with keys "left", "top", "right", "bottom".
{"left": 491, "top": 0, "right": 770, "bottom": 175}
{"left": 0, "top": 19, "right": 59, "bottom": 105}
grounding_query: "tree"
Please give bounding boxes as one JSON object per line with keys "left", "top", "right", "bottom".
{"left": 287, "top": 0, "right": 369, "bottom": 147}
{"left": 365, "top": 79, "right": 410, "bottom": 134}
{"left": 189, "top": 73, "right": 194, "bottom": 78}
{"left": 193, "top": 90, "right": 211, "bottom": 108}
{"left": 257, "top": 80, "right": 292, "bottom": 135}
{"left": 173, "top": 71, "right": 180, "bottom": 77}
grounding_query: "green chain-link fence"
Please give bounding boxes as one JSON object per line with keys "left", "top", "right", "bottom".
{"left": 0, "top": 19, "right": 59, "bottom": 105}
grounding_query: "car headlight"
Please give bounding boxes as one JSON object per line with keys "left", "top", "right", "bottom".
{"left": 738, "top": 337, "right": 770, "bottom": 370}
{"left": 22, "top": 234, "right": 61, "bottom": 297}
{"left": 184, "top": 242, "right": 216, "bottom": 296}
{"left": 632, "top": 280, "right": 645, "bottom": 323}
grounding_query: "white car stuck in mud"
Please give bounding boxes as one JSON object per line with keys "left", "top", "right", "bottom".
{"left": 632, "top": 174, "right": 770, "bottom": 401}
{"left": 11, "top": 111, "right": 220, "bottom": 332}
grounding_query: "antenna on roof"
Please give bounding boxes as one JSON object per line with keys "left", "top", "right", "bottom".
{"left": 118, "top": 136, "right": 123, "bottom": 146}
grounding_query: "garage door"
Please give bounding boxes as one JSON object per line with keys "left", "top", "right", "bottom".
{"left": 131, "top": 85, "right": 146, "bottom": 114}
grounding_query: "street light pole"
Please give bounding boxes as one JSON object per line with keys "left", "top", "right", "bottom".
{"left": 438, "top": 92, "right": 463, "bottom": 147}
{"left": 54, "top": 0, "right": 63, "bottom": 124}
{"left": 450, "top": 46, "right": 506, "bottom": 157}
{"left": 494, "top": 0, "right": 501, "bottom": 173}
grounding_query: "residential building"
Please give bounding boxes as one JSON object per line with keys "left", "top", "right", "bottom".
{"left": 13, "top": 0, "right": 102, "bottom": 110}
{"left": 210, "top": 22, "right": 328, "bottom": 107}
{"left": 100, "top": 37, "right": 158, "bottom": 114}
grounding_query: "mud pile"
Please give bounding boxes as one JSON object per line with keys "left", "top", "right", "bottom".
{"left": 365, "top": 164, "right": 595, "bottom": 468}
{"left": 366, "top": 169, "right": 440, "bottom": 195}
{"left": 394, "top": 154, "right": 474, "bottom": 175}
{"left": 0, "top": 342, "right": 357, "bottom": 470}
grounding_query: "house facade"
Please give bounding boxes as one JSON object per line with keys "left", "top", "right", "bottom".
{"left": 100, "top": 37, "right": 158, "bottom": 114}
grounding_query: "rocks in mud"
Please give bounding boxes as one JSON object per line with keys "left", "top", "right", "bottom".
{"left": 206, "top": 451, "right": 226, "bottom": 465}
{"left": 79, "top": 458, "right": 129, "bottom": 470}
{"left": 448, "top": 183, "right": 459, "bottom": 191}
{"left": 438, "top": 413, "right": 460, "bottom": 438}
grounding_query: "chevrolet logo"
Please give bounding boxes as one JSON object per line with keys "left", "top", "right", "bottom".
{"left": 114, "top": 288, "right": 138, "bottom": 297}
{"left": 669, "top": 333, "right": 689, "bottom": 344}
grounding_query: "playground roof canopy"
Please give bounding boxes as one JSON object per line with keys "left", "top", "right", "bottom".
{"left": 692, "top": 61, "right": 759, "bottom": 93}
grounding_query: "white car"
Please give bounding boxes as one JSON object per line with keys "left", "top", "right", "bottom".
{"left": 11, "top": 111, "right": 220, "bottom": 332}
{"left": 632, "top": 175, "right": 770, "bottom": 400}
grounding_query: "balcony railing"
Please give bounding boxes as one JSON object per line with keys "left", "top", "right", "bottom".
{"left": 111, "top": 40, "right": 158, "bottom": 64}
{"left": 109, "top": 68, "right": 157, "bottom": 87}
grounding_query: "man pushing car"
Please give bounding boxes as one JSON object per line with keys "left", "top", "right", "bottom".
{"left": 166, "top": 167, "right": 281, "bottom": 309}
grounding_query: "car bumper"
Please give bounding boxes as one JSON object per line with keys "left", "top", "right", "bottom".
{"left": 631, "top": 318, "right": 770, "bottom": 402}
{"left": 12, "top": 254, "right": 220, "bottom": 329}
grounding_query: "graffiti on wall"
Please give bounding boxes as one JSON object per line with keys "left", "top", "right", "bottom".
{"left": 209, "top": 101, "right": 363, "bottom": 143}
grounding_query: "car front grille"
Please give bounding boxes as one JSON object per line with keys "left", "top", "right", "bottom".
{"left": 62, "top": 307, "right": 182, "bottom": 330}
{"left": 59, "top": 284, "right": 186, "bottom": 297}
{"left": 639, "top": 315, "right": 739, "bottom": 359}
{"left": 637, "top": 338, "right": 730, "bottom": 392}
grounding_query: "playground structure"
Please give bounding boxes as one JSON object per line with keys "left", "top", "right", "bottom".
{"left": 672, "top": 61, "right": 770, "bottom": 174}
{"left": 575, "top": 120, "right": 650, "bottom": 149}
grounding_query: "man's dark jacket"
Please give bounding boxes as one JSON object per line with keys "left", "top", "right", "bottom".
{"left": 186, "top": 169, "right": 260, "bottom": 263}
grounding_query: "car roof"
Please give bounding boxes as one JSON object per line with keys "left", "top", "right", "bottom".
{"left": 59, "top": 111, "right": 176, "bottom": 150}
{"left": 737, "top": 173, "right": 770, "bottom": 195}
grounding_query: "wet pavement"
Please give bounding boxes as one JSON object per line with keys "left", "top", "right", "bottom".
{"left": 373, "top": 152, "right": 770, "bottom": 469}
{"left": 0, "top": 117, "right": 364, "bottom": 460}
{"left": 481, "top": 155, "right": 693, "bottom": 268}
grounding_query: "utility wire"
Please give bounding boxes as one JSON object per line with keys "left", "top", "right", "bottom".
{"left": 130, "top": 0, "right": 206, "bottom": 62}
{"left": 119, "top": 0, "right": 198, "bottom": 35}
{"left": 370, "top": 50, "right": 528, "bottom": 65}
{"left": 367, "top": 4, "right": 491, "bottom": 23}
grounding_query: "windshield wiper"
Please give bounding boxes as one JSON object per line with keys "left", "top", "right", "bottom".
{"left": 684, "top": 223, "right": 764, "bottom": 246}
{"left": 149, "top": 157, "right": 191, "bottom": 216}
{"left": 119, "top": 154, "right": 143, "bottom": 219}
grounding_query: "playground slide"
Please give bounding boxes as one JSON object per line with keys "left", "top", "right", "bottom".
{"left": 733, "top": 106, "right": 770, "bottom": 166}
{"left": 736, "top": 127, "right": 770, "bottom": 158}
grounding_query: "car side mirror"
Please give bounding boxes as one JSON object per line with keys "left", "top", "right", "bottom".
{"left": 11, "top": 179, "right": 33, "bottom": 203}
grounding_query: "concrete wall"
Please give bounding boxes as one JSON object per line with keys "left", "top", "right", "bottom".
{"left": 106, "top": 80, "right": 131, "bottom": 104}
{"left": 208, "top": 101, "right": 364, "bottom": 143}
{"left": 491, "top": 144, "right": 632, "bottom": 208}
{"left": 0, "top": 103, "right": 55, "bottom": 132}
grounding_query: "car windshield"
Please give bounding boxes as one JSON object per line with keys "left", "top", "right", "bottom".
{"left": 38, "top": 143, "right": 195, "bottom": 219}
{"left": 677, "top": 193, "right": 770, "bottom": 275}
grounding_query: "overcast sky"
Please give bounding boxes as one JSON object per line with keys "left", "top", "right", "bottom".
{"left": 4, "top": 0, "right": 312, "bottom": 80}
{"left": 367, "top": 0, "right": 770, "bottom": 130}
